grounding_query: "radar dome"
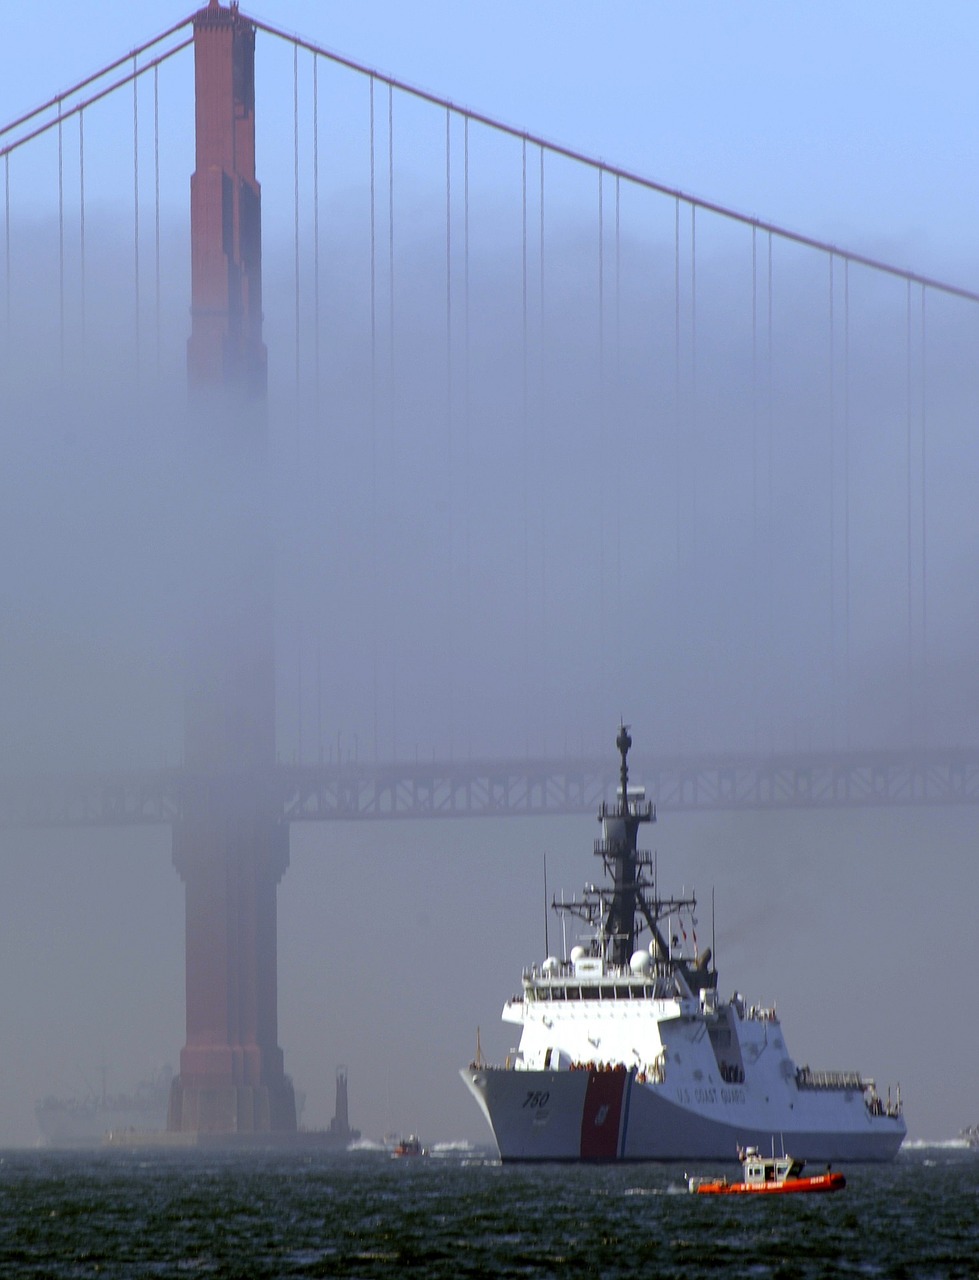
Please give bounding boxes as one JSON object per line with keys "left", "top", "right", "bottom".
{"left": 570, "top": 945, "right": 587, "bottom": 963}
{"left": 542, "top": 956, "right": 559, "bottom": 974}
{"left": 630, "top": 950, "right": 652, "bottom": 974}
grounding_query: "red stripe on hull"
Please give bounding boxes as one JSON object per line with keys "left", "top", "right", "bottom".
{"left": 579, "top": 1070, "right": 627, "bottom": 1159}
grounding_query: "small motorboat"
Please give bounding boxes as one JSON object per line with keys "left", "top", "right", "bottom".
{"left": 392, "top": 1134, "right": 426, "bottom": 1157}
{"left": 689, "top": 1145, "right": 846, "bottom": 1195}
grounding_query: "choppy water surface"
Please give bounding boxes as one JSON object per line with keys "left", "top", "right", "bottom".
{"left": 0, "top": 1145, "right": 976, "bottom": 1278}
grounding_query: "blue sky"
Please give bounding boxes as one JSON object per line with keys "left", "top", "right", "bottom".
{"left": 3, "top": 1, "right": 977, "bottom": 285}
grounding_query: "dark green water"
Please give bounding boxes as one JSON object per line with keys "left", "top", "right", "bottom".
{"left": 1, "top": 1145, "right": 975, "bottom": 1278}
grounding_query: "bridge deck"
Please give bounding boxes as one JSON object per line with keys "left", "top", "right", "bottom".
{"left": 2, "top": 749, "right": 979, "bottom": 827}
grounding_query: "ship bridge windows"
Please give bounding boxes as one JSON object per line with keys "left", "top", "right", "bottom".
{"left": 528, "top": 978, "right": 661, "bottom": 1001}
{"left": 707, "top": 1013, "right": 745, "bottom": 1084}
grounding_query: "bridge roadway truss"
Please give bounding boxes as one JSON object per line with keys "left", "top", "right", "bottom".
{"left": 3, "top": 747, "right": 979, "bottom": 829}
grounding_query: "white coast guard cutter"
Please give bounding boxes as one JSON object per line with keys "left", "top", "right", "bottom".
{"left": 462, "top": 726, "right": 906, "bottom": 1162}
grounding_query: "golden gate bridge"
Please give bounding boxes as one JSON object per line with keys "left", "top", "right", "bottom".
{"left": 2, "top": 1, "right": 978, "bottom": 1138}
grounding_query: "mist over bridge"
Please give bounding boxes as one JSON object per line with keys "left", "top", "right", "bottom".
{"left": 4, "top": 744, "right": 979, "bottom": 829}
{"left": 3, "top": 2, "right": 979, "bottom": 1140}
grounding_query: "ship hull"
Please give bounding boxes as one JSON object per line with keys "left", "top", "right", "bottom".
{"left": 462, "top": 1066, "right": 906, "bottom": 1163}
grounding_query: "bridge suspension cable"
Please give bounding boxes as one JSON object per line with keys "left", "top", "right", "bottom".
{"left": 249, "top": 12, "right": 979, "bottom": 307}
{"left": 0, "top": 24, "right": 193, "bottom": 160}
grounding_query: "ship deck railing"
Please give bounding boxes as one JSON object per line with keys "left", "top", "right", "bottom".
{"left": 743, "top": 1004, "right": 778, "bottom": 1022}
{"left": 795, "top": 1067, "right": 871, "bottom": 1091}
{"left": 523, "top": 959, "right": 676, "bottom": 983}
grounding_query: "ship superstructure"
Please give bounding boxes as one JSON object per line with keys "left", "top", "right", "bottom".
{"left": 461, "top": 727, "right": 906, "bottom": 1161}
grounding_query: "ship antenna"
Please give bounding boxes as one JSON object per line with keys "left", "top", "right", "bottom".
{"left": 616, "top": 722, "right": 632, "bottom": 808}
{"left": 543, "top": 852, "right": 550, "bottom": 957}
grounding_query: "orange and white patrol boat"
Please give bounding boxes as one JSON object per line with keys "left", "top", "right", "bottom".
{"left": 392, "top": 1134, "right": 426, "bottom": 1157}
{"left": 690, "top": 1145, "right": 846, "bottom": 1195}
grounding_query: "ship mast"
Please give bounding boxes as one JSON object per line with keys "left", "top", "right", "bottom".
{"left": 552, "top": 726, "right": 713, "bottom": 988}
{"left": 596, "top": 724, "right": 653, "bottom": 965}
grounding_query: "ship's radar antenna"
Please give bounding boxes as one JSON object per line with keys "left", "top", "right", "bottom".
{"left": 616, "top": 722, "right": 632, "bottom": 805}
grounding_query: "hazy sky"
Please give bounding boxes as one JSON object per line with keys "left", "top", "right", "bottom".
{"left": 3, "top": 1, "right": 978, "bottom": 282}
{"left": 2, "top": 2, "right": 978, "bottom": 1151}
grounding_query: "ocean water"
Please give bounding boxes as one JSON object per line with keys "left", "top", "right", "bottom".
{"left": 0, "top": 1144, "right": 976, "bottom": 1278}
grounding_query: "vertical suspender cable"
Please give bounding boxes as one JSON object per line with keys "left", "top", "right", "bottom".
{"left": 312, "top": 55, "right": 321, "bottom": 762}
{"left": 311, "top": 54, "right": 323, "bottom": 761}
{"left": 920, "top": 284, "right": 928, "bottom": 747}
{"left": 598, "top": 169, "right": 604, "bottom": 355}
{"left": 521, "top": 136, "right": 528, "bottom": 408}
{"left": 539, "top": 143, "right": 547, "bottom": 751}
{"left": 598, "top": 167, "right": 605, "bottom": 388}
{"left": 312, "top": 56, "right": 320, "bottom": 412}
{"left": 445, "top": 106, "right": 452, "bottom": 417}
{"left": 78, "top": 113, "right": 85, "bottom": 347}
{"left": 595, "top": 168, "right": 608, "bottom": 715}
{"left": 133, "top": 57, "right": 140, "bottom": 380}
{"left": 539, "top": 144, "right": 545, "bottom": 351}
{"left": 293, "top": 43, "right": 300, "bottom": 415}
{"left": 751, "top": 225, "right": 758, "bottom": 746}
{"left": 614, "top": 175, "right": 621, "bottom": 616}
{"left": 58, "top": 103, "right": 64, "bottom": 375}
{"left": 614, "top": 176, "right": 621, "bottom": 359}
{"left": 522, "top": 137, "right": 529, "bottom": 745}
{"left": 445, "top": 106, "right": 454, "bottom": 751}
{"left": 369, "top": 77, "right": 376, "bottom": 423}
{"left": 829, "top": 254, "right": 836, "bottom": 745}
{"left": 767, "top": 232, "right": 774, "bottom": 747}
{"left": 690, "top": 204, "right": 697, "bottom": 542}
{"left": 843, "top": 258, "right": 851, "bottom": 746}
{"left": 388, "top": 85, "right": 395, "bottom": 413}
{"left": 314, "top": 61, "right": 323, "bottom": 760}
{"left": 674, "top": 196, "right": 681, "bottom": 569}
{"left": 4, "top": 153, "right": 9, "bottom": 343}
{"left": 445, "top": 107, "right": 452, "bottom": 423}
{"left": 463, "top": 115, "right": 471, "bottom": 756}
{"left": 154, "top": 65, "right": 161, "bottom": 379}
{"left": 906, "top": 278, "right": 914, "bottom": 742}
{"left": 316, "top": 646, "right": 323, "bottom": 763}
{"left": 389, "top": 83, "right": 397, "bottom": 758}
{"left": 691, "top": 203, "right": 697, "bottom": 380}
{"left": 597, "top": 168, "right": 605, "bottom": 650}
{"left": 293, "top": 43, "right": 302, "bottom": 760}
{"left": 370, "top": 77, "right": 378, "bottom": 759}
{"left": 539, "top": 144, "right": 545, "bottom": 386}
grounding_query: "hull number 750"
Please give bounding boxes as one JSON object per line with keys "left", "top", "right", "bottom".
{"left": 522, "top": 1090, "right": 550, "bottom": 1109}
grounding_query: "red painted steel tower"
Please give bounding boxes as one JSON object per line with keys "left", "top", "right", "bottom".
{"left": 168, "top": 0, "right": 296, "bottom": 1135}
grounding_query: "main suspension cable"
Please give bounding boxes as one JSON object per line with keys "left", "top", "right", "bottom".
{"left": 246, "top": 13, "right": 979, "bottom": 306}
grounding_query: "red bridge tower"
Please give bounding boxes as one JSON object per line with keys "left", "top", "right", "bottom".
{"left": 168, "top": 0, "right": 296, "bottom": 1135}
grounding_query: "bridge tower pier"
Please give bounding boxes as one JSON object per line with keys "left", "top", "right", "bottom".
{"left": 168, "top": 0, "right": 296, "bottom": 1136}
